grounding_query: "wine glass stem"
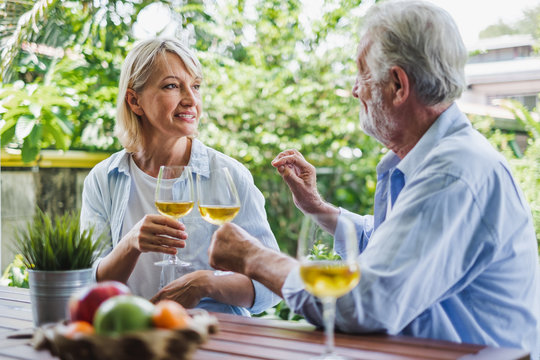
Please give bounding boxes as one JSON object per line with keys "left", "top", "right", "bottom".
{"left": 322, "top": 296, "right": 337, "bottom": 356}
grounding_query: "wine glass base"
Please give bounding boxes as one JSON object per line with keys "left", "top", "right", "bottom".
{"left": 309, "top": 353, "right": 348, "bottom": 360}
{"left": 154, "top": 258, "right": 191, "bottom": 267}
{"left": 213, "top": 270, "right": 234, "bottom": 276}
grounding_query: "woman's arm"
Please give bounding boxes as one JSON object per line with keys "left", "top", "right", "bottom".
{"left": 150, "top": 270, "right": 255, "bottom": 308}
{"left": 97, "top": 215, "right": 188, "bottom": 283}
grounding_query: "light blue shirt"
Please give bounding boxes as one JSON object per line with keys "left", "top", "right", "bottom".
{"left": 81, "top": 138, "right": 281, "bottom": 316}
{"left": 282, "top": 103, "right": 540, "bottom": 356}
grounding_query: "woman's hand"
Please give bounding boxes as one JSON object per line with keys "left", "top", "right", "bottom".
{"left": 125, "top": 214, "right": 187, "bottom": 255}
{"left": 96, "top": 214, "right": 187, "bottom": 283}
{"left": 150, "top": 269, "right": 255, "bottom": 309}
{"left": 150, "top": 270, "right": 211, "bottom": 308}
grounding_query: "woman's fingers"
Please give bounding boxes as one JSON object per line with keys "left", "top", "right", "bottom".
{"left": 140, "top": 242, "right": 179, "bottom": 254}
{"left": 132, "top": 215, "right": 188, "bottom": 254}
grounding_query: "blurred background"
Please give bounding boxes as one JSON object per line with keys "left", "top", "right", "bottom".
{"left": 0, "top": 0, "right": 539, "bottom": 284}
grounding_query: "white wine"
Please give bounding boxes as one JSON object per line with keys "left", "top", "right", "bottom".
{"left": 300, "top": 261, "right": 360, "bottom": 298}
{"left": 198, "top": 205, "right": 240, "bottom": 225}
{"left": 155, "top": 201, "right": 194, "bottom": 219}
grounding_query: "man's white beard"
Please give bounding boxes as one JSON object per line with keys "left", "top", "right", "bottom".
{"left": 358, "top": 86, "right": 396, "bottom": 146}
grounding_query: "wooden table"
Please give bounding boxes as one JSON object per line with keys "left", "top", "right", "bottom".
{"left": 0, "top": 286, "right": 529, "bottom": 359}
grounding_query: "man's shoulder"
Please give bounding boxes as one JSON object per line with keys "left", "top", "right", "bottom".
{"left": 423, "top": 127, "right": 506, "bottom": 178}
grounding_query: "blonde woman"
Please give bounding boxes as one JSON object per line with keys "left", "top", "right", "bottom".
{"left": 81, "top": 38, "right": 280, "bottom": 316}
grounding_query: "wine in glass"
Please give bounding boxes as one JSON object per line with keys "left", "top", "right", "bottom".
{"left": 197, "top": 167, "right": 240, "bottom": 225}
{"left": 197, "top": 167, "right": 241, "bottom": 275}
{"left": 154, "top": 165, "right": 195, "bottom": 274}
{"left": 298, "top": 215, "right": 360, "bottom": 360}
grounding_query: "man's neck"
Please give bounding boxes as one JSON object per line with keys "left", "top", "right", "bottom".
{"left": 388, "top": 102, "right": 450, "bottom": 159}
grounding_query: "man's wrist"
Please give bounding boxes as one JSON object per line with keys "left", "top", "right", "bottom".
{"left": 243, "top": 243, "right": 267, "bottom": 279}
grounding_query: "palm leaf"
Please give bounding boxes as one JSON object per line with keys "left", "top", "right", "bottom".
{"left": 0, "top": 0, "right": 57, "bottom": 82}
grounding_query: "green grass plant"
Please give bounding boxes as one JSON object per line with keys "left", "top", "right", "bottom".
{"left": 11, "top": 208, "right": 105, "bottom": 271}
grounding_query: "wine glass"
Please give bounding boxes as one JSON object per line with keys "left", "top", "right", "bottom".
{"left": 197, "top": 167, "right": 241, "bottom": 275}
{"left": 154, "top": 165, "right": 195, "bottom": 280}
{"left": 297, "top": 214, "right": 360, "bottom": 360}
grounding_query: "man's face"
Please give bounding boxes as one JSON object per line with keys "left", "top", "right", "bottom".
{"left": 352, "top": 38, "right": 397, "bottom": 145}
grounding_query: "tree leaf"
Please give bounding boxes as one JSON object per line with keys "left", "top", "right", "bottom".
{"left": 15, "top": 115, "right": 36, "bottom": 140}
{"left": 21, "top": 138, "right": 40, "bottom": 163}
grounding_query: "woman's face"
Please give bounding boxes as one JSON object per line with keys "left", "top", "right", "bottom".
{"left": 131, "top": 52, "right": 202, "bottom": 140}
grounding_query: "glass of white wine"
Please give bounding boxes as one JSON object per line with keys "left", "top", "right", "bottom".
{"left": 154, "top": 165, "right": 195, "bottom": 274}
{"left": 197, "top": 167, "right": 241, "bottom": 275}
{"left": 298, "top": 214, "right": 360, "bottom": 360}
{"left": 197, "top": 167, "right": 240, "bottom": 225}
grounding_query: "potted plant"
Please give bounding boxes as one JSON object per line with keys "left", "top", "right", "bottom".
{"left": 12, "top": 208, "right": 105, "bottom": 326}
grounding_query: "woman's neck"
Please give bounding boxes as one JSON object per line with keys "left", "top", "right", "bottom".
{"left": 132, "top": 137, "right": 193, "bottom": 177}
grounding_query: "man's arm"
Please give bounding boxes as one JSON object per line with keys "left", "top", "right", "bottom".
{"left": 208, "top": 223, "right": 297, "bottom": 297}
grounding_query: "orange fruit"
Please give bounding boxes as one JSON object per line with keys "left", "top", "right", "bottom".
{"left": 63, "top": 320, "right": 95, "bottom": 338}
{"left": 152, "top": 300, "right": 191, "bottom": 330}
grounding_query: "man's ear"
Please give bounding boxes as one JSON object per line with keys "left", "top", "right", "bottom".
{"left": 126, "top": 89, "right": 144, "bottom": 116}
{"left": 389, "top": 66, "right": 409, "bottom": 106}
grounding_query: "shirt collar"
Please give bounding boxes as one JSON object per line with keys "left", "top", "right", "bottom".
{"left": 106, "top": 138, "right": 211, "bottom": 177}
{"left": 376, "top": 102, "right": 467, "bottom": 179}
{"left": 399, "top": 102, "right": 466, "bottom": 178}
{"left": 187, "top": 138, "right": 211, "bottom": 178}
{"left": 107, "top": 149, "right": 130, "bottom": 175}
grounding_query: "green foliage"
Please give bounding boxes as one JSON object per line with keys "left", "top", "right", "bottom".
{"left": 307, "top": 242, "right": 341, "bottom": 261}
{"left": 502, "top": 101, "right": 540, "bottom": 253}
{"left": 253, "top": 299, "right": 305, "bottom": 321}
{"left": 479, "top": 4, "right": 540, "bottom": 40}
{"left": 11, "top": 208, "right": 106, "bottom": 271}
{"left": 1, "top": 0, "right": 380, "bottom": 252}
{"left": 0, "top": 255, "right": 29, "bottom": 288}
{"left": 471, "top": 101, "right": 540, "bottom": 254}
{"left": 196, "top": 0, "right": 379, "bottom": 253}
{"left": 0, "top": 81, "right": 74, "bottom": 161}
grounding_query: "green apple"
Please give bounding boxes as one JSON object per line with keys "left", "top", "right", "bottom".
{"left": 93, "top": 295, "right": 154, "bottom": 336}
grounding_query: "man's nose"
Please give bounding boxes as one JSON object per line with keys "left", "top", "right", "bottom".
{"left": 352, "top": 81, "right": 360, "bottom": 98}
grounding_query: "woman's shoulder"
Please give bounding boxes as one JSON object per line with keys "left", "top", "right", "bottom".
{"left": 87, "top": 150, "right": 129, "bottom": 180}
{"left": 194, "top": 139, "right": 252, "bottom": 179}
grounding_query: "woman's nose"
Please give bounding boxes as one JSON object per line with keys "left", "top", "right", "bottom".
{"left": 180, "top": 88, "right": 195, "bottom": 106}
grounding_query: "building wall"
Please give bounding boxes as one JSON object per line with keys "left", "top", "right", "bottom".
{"left": 0, "top": 167, "right": 92, "bottom": 272}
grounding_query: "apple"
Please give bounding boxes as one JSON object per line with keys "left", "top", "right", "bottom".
{"left": 93, "top": 295, "right": 155, "bottom": 336}
{"left": 69, "top": 281, "right": 131, "bottom": 324}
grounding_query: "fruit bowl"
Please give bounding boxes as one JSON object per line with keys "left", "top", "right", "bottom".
{"left": 32, "top": 309, "right": 219, "bottom": 360}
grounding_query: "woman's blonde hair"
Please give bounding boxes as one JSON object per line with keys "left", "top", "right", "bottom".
{"left": 115, "top": 38, "right": 203, "bottom": 152}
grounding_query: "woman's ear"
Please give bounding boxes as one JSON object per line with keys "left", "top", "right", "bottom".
{"left": 389, "top": 66, "right": 409, "bottom": 106}
{"left": 126, "top": 89, "right": 144, "bottom": 116}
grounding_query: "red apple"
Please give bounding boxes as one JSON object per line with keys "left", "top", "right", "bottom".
{"left": 69, "top": 281, "right": 131, "bottom": 324}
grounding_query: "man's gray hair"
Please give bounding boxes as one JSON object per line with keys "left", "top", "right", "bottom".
{"left": 363, "top": 0, "right": 467, "bottom": 105}
{"left": 115, "top": 38, "right": 203, "bottom": 153}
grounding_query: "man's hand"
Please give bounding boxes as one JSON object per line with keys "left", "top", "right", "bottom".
{"left": 272, "top": 149, "right": 340, "bottom": 232}
{"left": 208, "top": 223, "right": 262, "bottom": 275}
{"left": 209, "top": 223, "right": 298, "bottom": 298}
{"left": 271, "top": 149, "right": 325, "bottom": 215}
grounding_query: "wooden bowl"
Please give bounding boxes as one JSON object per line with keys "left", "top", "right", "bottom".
{"left": 32, "top": 309, "right": 218, "bottom": 360}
